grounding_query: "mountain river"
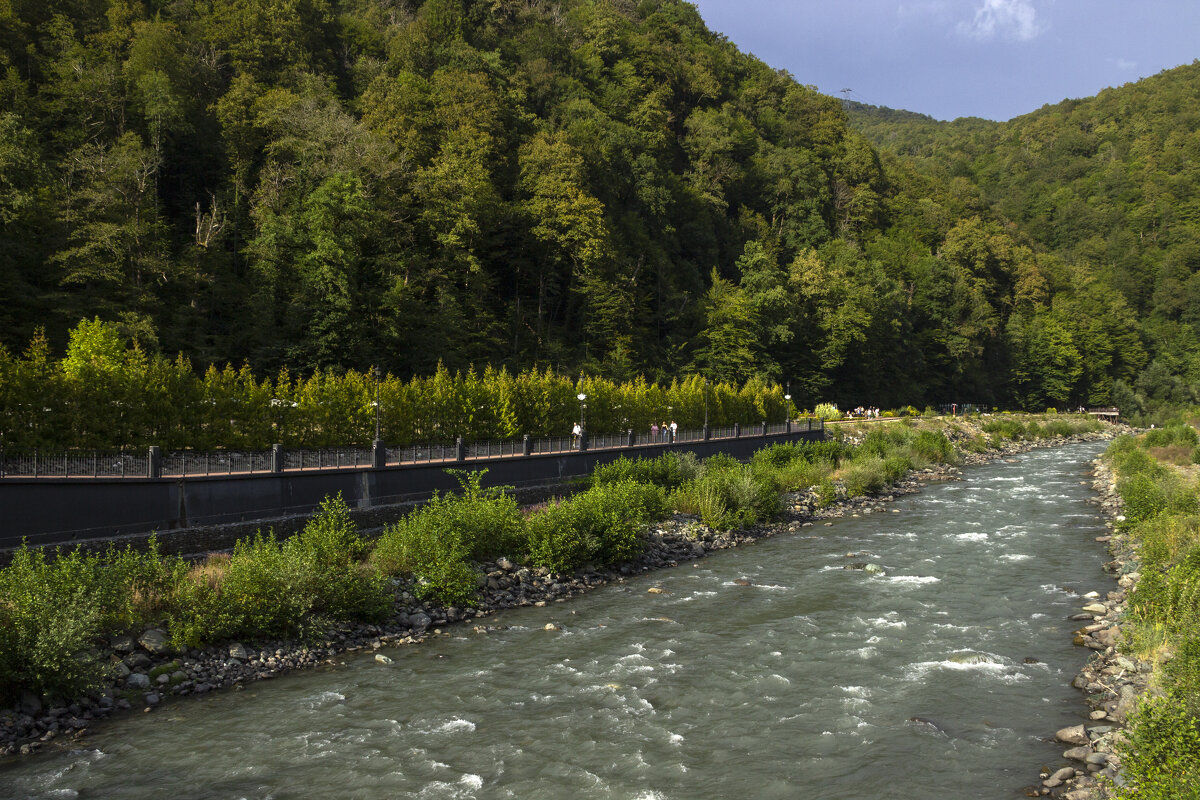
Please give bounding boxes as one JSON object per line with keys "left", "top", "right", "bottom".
{"left": 1, "top": 441, "right": 1113, "bottom": 799}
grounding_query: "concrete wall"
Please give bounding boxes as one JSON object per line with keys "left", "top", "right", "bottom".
{"left": 0, "top": 429, "right": 823, "bottom": 552}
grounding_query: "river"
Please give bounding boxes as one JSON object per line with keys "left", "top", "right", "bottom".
{"left": 1, "top": 441, "right": 1112, "bottom": 800}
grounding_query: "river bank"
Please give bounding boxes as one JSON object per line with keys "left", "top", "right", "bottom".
{"left": 0, "top": 418, "right": 1125, "bottom": 764}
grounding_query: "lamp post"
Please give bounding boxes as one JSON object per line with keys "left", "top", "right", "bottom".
{"left": 784, "top": 389, "right": 792, "bottom": 434}
{"left": 372, "top": 366, "right": 384, "bottom": 468}
{"left": 373, "top": 366, "right": 382, "bottom": 442}
{"left": 577, "top": 392, "right": 587, "bottom": 451}
{"left": 703, "top": 378, "right": 710, "bottom": 440}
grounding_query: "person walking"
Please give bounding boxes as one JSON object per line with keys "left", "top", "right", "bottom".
{"left": 669, "top": 419, "right": 678, "bottom": 442}
{"left": 650, "top": 422, "right": 659, "bottom": 441}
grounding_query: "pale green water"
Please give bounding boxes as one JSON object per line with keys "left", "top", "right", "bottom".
{"left": 1, "top": 443, "right": 1112, "bottom": 800}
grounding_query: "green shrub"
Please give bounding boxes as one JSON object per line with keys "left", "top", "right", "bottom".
{"left": 1113, "top": 447, "right": 1166, "bottom": 479}
{"left": 983, "top": 418, "right": 1026, "bottom": 440}
{"left": 1130, "top": 545, "right": 1200, "bottom": 633}
{"left": 1193, "top": 445, "right": 1200, "bottom": 465}
{"left": 770, "top": 458, "right": 833, "bottom": 492}
{"left": 881, "top": 455, "right": 913, "bottom": 483}
{"left": 1120, "top": 473, "right": 1171, "bottom": 524}
{"left": 814, "top": 402, "right": 842, "bottom": 421}
{"left": 815, "top": 478, "right": 837, "bottom": 507}
{"left": 170, "top": 496, "right": 392, "bottom": 644}
{"left": 593, "top": 452, "right": 699, "bottom": 490}
{"left": 842, "top": 458, "right": 887, "bottom": 497}
{"left": 911, "top": 430, "right": 954, "bottom": 463}
{"left": 1114, "top": 695, "right": 1200, "bottom": 799}
{"left": 1145, "top": 425, "right": 1199, "bottom": 449}
{"left": 1164, "top": 637, "right": 1200, "bottom": 719}
{"left": 526, "top": 480, "right": 666, "bottom": 572}
{"left": 672, "top": 458, "right": 780, "bottom": 530}
{"left": 0, "top": 546, "right": 107, "bottom": 702}
{"left": 1136, "top": 515, "right": 1200, "bottom": 573}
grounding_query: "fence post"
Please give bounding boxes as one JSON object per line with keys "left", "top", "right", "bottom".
{"left": 703, "top": 425, "right": 710, "bottom": 441}
{"left": 271, "top": 443, "right": 284, "bottom": 473}
{"left": 760, "top": 421, "right": 768, "bottom": 437}
{"left": 734, "top": 423, "right": 741, "bottom": 439}
{"left": 455, "top": 437, "right": 466, "bottom": 462}
{"left": 148, "top": 446, "right": 161, "bottom": 479}
{"left": 627, "top": 429, "right": 635, "bottom": 448}
{"left": 523, "top": 434, "right": 532, "bottom": 456}
{"left": 579, "top": 431, "right": 588, "bottom": 452}
{"left": 372, "top": 438, "right": 386, "bottom": 469}
{"left": 786, "top": 417, "right": 792, "bottom": 434}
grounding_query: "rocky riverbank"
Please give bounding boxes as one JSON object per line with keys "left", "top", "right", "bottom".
{"left": 0, "top": 422, "right": 1126, "bottom": 762}
{"left": 1020, "top": 455, "right": 1146, "bottom": 800}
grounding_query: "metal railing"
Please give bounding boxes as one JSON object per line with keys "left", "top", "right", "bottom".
{"left": 0, "top": 418, "right": 823, "bottom": 479}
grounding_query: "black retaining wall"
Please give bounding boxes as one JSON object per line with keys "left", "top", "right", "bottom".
{"left": 0, "top": 429, "right": 823, "bottom": 555}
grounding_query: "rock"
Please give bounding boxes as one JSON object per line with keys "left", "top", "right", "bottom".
{"left": 1095, "top": 627, "right": 1121, "bottom": 647}
{"left": 1064, "top": 746, "right": 1093, "bottom": 762}
{"left": 144, "top": 693, "right": 160, "bottom": 707}
{"left": 647, "top": 587, "right": 668, "bottom": 594}
{"left": 1049, "top": 767, "right": 1075, "bottom": 782}
{"left": 496, "top": 557, "right": 515, "bottom": 571}
{"left": 1089, "top": 710, "right": 1108, "bottom": 721}
{"left": 1085, "top": 752, "right": 1109, "bottom": 766}
{"left": 110, "top": 634, "right": 134, "bottom": 653}
{"left": 1081, "top": 603, "right": 1108, "bottom": 615}
{"left": 228, "top": 643, "right": 248, "bottom": 660}
{"left": 138, "top": 628, "right": 171, "bottom": 654}
{"left": 374, "top": 654, "right": 393, "bottom": 665}
{"left": 1112, "top": 684, "right": 1139, "bottom": 722}
{"left": 124, "top": 652, "right": 151, "bottom": 669}
{"left": 543, "top": 623, "right": 561, "bottom": 631}
{"left": 409, "top": 612, "right": 432, "bottom": 633}
{"left": 111, "top": 660, "right": 131, "bottom": 679}
{"left": 126, "top": 673, "right": 151, "bottom": 689}
{"left": 863, "top": 563, "right": 885, "bottom": 575}
{"left": 1057, "top": 724, "right": 1089, "bottom": 745}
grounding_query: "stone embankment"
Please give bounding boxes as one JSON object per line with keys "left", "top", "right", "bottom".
{"left": 1022, "top": 455, "right": 1143, "bottom": 800}
{"left": 0, "top": 423, "right": 1124, "bottom": 761}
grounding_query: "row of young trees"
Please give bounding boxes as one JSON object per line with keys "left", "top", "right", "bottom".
{"left": 0, "top": 319, "right": 795, "bottom": 451}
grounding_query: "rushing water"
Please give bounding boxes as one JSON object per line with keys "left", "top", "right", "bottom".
{"left": 2, "top": 442, "right": 1113, "bottom": 800}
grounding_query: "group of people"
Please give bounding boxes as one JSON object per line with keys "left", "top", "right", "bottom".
{"left": 649, "top": 420, "right": 677, "bottom": 442}
{"left": 850, "top": 406, "right": 881, "bottom": 419}
{"left": 571, "top": 419, "right": 678, "bottom": 445}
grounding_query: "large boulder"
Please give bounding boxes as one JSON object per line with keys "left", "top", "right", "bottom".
{"left": 1056, "top": 724, "right": 1089, "bottom": 746}
{"left": 138, "top": 628, "right": 171, "bottom": 655}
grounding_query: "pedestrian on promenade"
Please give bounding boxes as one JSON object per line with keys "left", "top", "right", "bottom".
{"left": 669, "top": 420, "right": 678, "bottom": 442}
{"left": 650, "top": 422, "right": 659, "bottom": 441}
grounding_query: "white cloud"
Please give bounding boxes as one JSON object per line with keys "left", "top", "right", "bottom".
{"left": 1110, "top": 57, "right": 1137, "bottom": 71}
{"left": 957, "top": 0, "right": 1045, "bottom": 42}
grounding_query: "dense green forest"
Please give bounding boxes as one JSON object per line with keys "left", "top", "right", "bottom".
{"left": 848, "top": 62, "right": 1200, "bottom": 415}
{"left": 0, "top": 0, "right": 1191, "bottom": 414}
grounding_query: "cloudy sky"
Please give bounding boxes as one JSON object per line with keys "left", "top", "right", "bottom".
{"left": 688, "top": 0, "right": 1200, "bottom": 121}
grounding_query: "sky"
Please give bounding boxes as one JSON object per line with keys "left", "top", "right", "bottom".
{"left": 687, "top": 0, "right": 1200, "bottom": 121}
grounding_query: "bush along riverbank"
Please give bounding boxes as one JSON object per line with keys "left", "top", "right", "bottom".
{"left": 1034, "top": 420, "right": 1200, "bottom": 800}
{"left": 0, "top": 414, "right": 1118, "bottom": 760}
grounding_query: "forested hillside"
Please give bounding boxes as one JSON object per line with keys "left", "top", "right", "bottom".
{"left": 0, "top": 0, "right": 1183, "bottom": 412}
{"left": 850, "top": 63, "right": 1200, "bottom": 414}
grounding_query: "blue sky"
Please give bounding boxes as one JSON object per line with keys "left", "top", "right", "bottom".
{"left": 688, "top": 0, "right": 1200, "bottom": 121}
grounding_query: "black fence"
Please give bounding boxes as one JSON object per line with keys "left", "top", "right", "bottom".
{"left": 0, "top": 419, "right": 823, "bottom": 479}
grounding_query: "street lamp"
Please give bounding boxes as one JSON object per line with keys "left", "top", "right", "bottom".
{"left": 372, "top": 366, "right": 382, "bottom": 442}
{"left": 577, "top": 392, "right": 587, "bottom": 431}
